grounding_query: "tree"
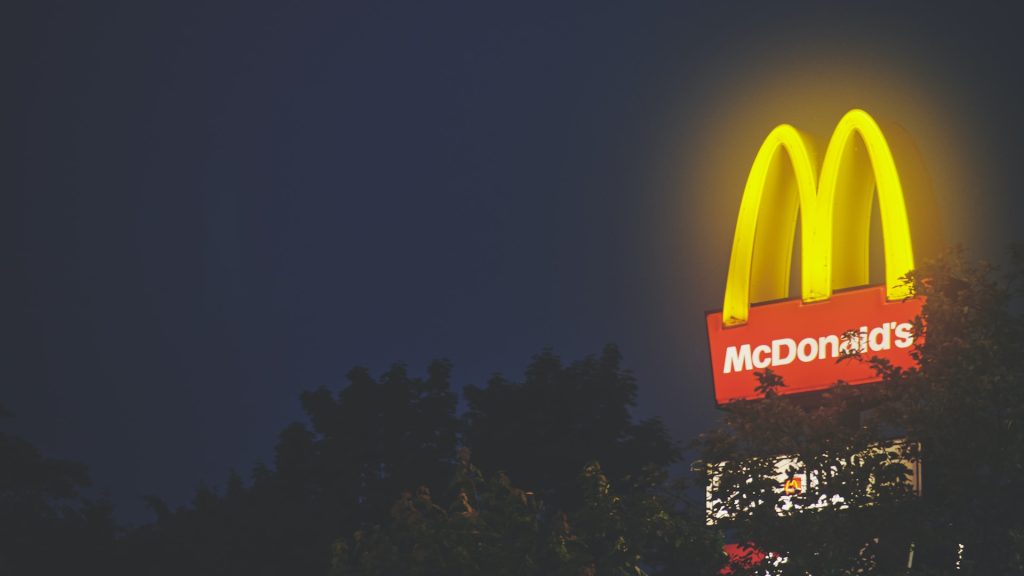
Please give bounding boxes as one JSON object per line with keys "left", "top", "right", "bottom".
{"left": 878, "top": 247, "right": 1024, "bottom": 572}
{"left": 0, "top": 404, "right": 117, "bottom": 575}
{"left": 463, "top": 344, "right": 679, "bottom": 513}
{"left": 120, "top": 345, "right": 710, "bottom": 575}
{"left": 330, "top": 448, "right": 723, "bottom": 576}
{"left": 120, "top": 360, "right": 460, "bottom": 576}
{"left": 698, "top": 247, "right": 1024, "bottom": 575}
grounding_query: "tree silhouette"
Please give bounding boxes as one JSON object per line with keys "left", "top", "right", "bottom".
{"left": 331, "top": 448, "right": 722, "bottom": 575}
{"left": 463, "top": 344, "right": 679, "bottom": 512}
{"left": 120, "top": 360, "right": 459, "bottom": 576}
{"left": 0, "top": 404, "right": 116, "bottom": 575}
{"left": 118, "top": 346, "right": 694, "bottom": 575}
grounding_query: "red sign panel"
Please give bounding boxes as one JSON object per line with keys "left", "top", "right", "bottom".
{"left": 706, "top": 285, "right": 923, "bottom": 405}
{"left": 720, "top": 544, "right": 765, "bottom": 575}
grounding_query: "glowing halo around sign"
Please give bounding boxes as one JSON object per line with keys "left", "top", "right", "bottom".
{"left": 722, "top": 109, "right": 915, "bottom": 326}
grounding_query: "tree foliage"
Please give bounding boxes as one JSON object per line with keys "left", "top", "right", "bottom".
{"left": 116, "top": 346, "right": 697, "bottom": 575}
{"left": 463, "top": 345, "right": 679, "bottom": 512}
{"left": 331, "top": 448, "right": 722, "bottom": 576}
{"left": 0, "top": 405, "right": 117, "bottom": 575}
{"left": 881, "top": 247, "right": 1024, "bottom": 572}
{"left": 121, "top": 360, "right": 460, "bottom": 575}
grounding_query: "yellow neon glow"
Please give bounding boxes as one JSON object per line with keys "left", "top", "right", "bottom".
{"left": 722, "top": 109, "right": 916, "bottom": 326}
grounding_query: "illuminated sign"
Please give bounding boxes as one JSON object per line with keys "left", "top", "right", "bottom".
{"left": 720, "top": 544, "right": 777, "bottom": 575}
{"left": 782, "top": 475, "right": 803, "bottom": 496}
{"left": 707, "top": 109, "right": 926, "bottom": 404}
{"left": 706, "top": 440, "right": 921, "bottom": 524}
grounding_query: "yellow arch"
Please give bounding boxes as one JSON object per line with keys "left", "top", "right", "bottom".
{"left": 722, "top": 109, "right": 915, "bottom": 326}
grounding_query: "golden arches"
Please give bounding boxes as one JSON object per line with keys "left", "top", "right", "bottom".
{"left": 722, "top": 109, "right": 916, "bottom": 326}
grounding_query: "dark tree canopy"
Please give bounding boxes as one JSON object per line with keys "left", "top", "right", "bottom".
{"left": 881, "top": 247, "right": 1024, "bottom": 572}
{"left": 463, "top": 344, "right": 679, "bottom": 512}
{"left": 121, "top": 360, "right": 460, "bottom": 576}
{"left": 331, "top": 449, "right": 722, "bottom": 576}
{"left": 0, "top": 405, "right": 116, "bottom": 575}
{"left": 112, "top": 346, "right": 690, "bottom": 575}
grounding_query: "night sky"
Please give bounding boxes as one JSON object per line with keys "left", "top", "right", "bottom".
{"left": 3, "top": 2, "right": 1023, "bottom": 523}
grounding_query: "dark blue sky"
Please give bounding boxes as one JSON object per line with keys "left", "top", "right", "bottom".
{"left": 3, "top": 1, "right": 1022, "bottom": 523}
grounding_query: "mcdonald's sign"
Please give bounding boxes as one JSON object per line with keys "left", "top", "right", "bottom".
{"left": 706, "top": 110, "right": 932, "bottom": 405}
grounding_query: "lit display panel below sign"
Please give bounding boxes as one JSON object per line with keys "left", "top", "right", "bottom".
{"left": 706, "top": 440, "right": 921, "bottom": 525}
